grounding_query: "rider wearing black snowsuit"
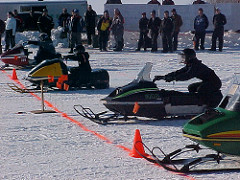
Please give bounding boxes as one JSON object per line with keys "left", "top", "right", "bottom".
{"left": 28, "top": 34, "right": 58, "bottom": 64}
{"left": 154, "top": 48, "right": 222, "bottom": 107}
{"left": 165, "top": 58, "right": 222, "bottom": 94}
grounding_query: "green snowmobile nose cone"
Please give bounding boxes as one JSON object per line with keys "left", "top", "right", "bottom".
{"left": 183, "top": 74, "right": 240, "bottom": 156}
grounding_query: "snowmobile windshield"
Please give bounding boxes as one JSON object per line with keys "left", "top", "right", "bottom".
{"left": 136, "top": 62, "right": 153, "bottom": 82}
{"left": 219, "top": 74, "right": 240, "bottom": 112}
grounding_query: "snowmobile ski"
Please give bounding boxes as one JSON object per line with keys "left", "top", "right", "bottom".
{"left": 73, "top": 105, "right": 138, "bottom": 125}
{"left": 7, "top": 83, "right": 50, "bottom": 93}
{"left": 135, "top": 141, "right": 240, "bottom": 173}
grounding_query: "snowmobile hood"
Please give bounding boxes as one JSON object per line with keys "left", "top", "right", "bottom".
{"left": 102, "top": 80, "right": 158, "bottom": 101}
{"left": 183, "top": 107, "right": 240, "bottom": 156}
{"left": 26, "top": 59, "right": 68, "bottom": 81}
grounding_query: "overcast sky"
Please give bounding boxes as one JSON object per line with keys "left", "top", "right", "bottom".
{"left": 88, "top": 0, "right": 193, "bottom": 14}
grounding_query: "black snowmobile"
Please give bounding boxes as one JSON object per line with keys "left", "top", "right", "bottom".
{"left": 74, "top": 63, "right": 223, "bottom": 124}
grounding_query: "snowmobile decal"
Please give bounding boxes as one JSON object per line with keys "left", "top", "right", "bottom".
{"left": 207, "top": 130, "right": 240, "bottom": 138}
{"left": 113, "top": 88, "right": 159, "bottom": 100}
{"left": 183, "top": 134, "right": 240, "bottom": 142}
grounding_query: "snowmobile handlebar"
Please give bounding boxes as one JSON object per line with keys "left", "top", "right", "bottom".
{"left": 153, "top": 75, "right": 165, "bottom": 82}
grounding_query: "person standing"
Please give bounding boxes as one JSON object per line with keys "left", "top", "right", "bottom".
{"left": 210, "top": 8, "right": 227, "bottom": 52}
{"left": 162, "top": 0, "right": 175, "bottom": 5}
{"left": 193, "top": 8, "right": 208, "bottom": 50}
{"left": 97, "top": 10, "right": 112, "bottom": 51}
{"left": 0, "top": 18, "right": 5, "bottom": 54}
{"left": 25, "top": 10, "right": 38, "bottom": 31}
{"left": 136, "top": 12, "right": 149, "bottom": 51}
{"left": 85, "top": 5, "right": 97, "bottom": 46}
{"left": 13, "top": 9, "right": 23, "bottom": 32}
{"left": 5, "top": 12, "right": 16, "bottom": 51}
{"left": 160, "top": 11, "right": 174, "bottom": 53}
{"left": 171, "top": 9, "right": 183, "bottom": 51}
{"left": 193, "top": 0, "right": 206, "bottom": 4}
{"left": 58, "top": 8, "right": 71, "bottom": 38}
{"left": 111, "top": 8, "right": 124, "bottom": 51}
{"left": 106, "top": 0, "right": 122, "bottom": 4}
{"left": 147, "top": 0, "right": 161, "bottom": 5}
{"left": 148, "top": 10, "right": 161, "bottom": 52}
{"left": 37, "top": 9, "right": 54, "bottom": 38}
{"left": 68, "top": 9, "right": 85, "bottom": 53}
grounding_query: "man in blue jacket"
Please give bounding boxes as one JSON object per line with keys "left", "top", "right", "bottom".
{"left": 193, "top": 8, "right": 209, "bottom": 50}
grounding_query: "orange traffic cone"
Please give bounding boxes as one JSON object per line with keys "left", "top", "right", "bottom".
{"left": 11, "top": 68, "right": 18, "bottom": 80}
{"left": 129, "top": 129, "right": 149, "bottom": 158}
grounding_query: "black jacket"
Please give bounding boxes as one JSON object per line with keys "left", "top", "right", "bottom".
{"left": 139, "top": 17, "right": 149, "bottom": 33}
{"left": 166, "top": 58, "right": 221, "bottom": 86}
{"left": 148, "top": 17, "right": 161, "bottom": 33}
{"left": 160, "top": 17, "right": 174, "bottom": 34}
{"left": 213, "top": 13, "right": 227, "bottom": 29}
{"left": 37, "top": 15, "right": 54, "bottom": 33}
{"left": 85, "top": 10, "right": 97, "bottom": 28}
{"left": 58, "top": 13, "right": 71, "bottom": 27}
{"left": 66, "top": 52, "right": 92, "bottom": 72}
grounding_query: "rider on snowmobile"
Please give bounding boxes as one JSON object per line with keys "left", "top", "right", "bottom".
{"left": 65, "top": 44, "right": 92, "bottom": 85}
{"left": 154, "top": 48, "right": 222, "bottom": 106}
{"left": 27, "top": 33, "right": 60, "bottom": 64}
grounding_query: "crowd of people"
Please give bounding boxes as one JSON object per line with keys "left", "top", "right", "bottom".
{"left": 0, "top": 3, "right": 227, "bottom": 54}
{"left": 137, "top": 7, "right": 226, "bottom": 53}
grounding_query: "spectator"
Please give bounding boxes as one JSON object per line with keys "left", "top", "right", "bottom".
{"left": 37, "top": 9, "right": 54, "bottom": 38}
{"left": 13, "top": 9, "right": 23, "bottom": 31}
{"left": 210, "top": 8, "right": 227, "bottom": 52}
{"left": 0, "top": 18, "right": 5, "bottom": 54}
{"left": 58, "top": 8, "right": 71, "bottom": 38}
{"left": 85, "top": 5, "right": 97, "bottom": 46}
{"left": 162, "top": 0, "right": 175, "bottom": 5}
{"left": 136, "top": 12, "right": 149, "bottom": 51}
{"left": 148, "top": 10, "right": 161, "bottom": 52}
{"left": 68, "top": 9, "right": 85, "bottom": 53}
{"left": 97, "top": 10, "right": 112, "bottom": 51}
{"left": 160, "top": 11, "right": 174, "bottom": 53}
{"left": 193, "top": 8, "right": 208, "bottom": 50}
{"left": 171, "top": 9, "right": 183, "bottom": 51}
{"left": 5, "top": 12, "right": 16, "bottom": 51}
{"left": 193, "top": 0, "right": 206, "bottom": 4}
{"left": 111, "top": 8, "right": 124, "bottom": 51}
{"left": 25, "top": 10, "right": 38, "bottom": 31}
{"left": 58, "top": 8, "right": 71, "bottom": 27}
{"left": 147, "top": 0, "right": 161, "bottom": 5}
{"left": 106, "top": 0, "right": 122, "bottom": 4}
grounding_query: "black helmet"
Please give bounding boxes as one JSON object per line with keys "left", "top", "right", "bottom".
{"left": 39, "top": 33, "right": 50, "bottom": 41}
{"left": 74, "top": 44, "right": 85, "bottom": 54}
{"left": 179, "top": 48, "right": 196, "bottom": 63}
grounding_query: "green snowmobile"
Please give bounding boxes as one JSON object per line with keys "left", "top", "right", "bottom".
{"left": 135, "top": 74, "right": 240, "bottom": 173}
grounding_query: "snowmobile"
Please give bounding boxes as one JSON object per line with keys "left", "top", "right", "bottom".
{"left": 0, "top": 42, "right": 32, "bottom": 68}
{"left": 74, "top": 62, "right": 223, "bottom": 124}
{"left": 134, "top": 74, "right": 240, "bottom": 173}
{"left": 25, "top": 58, "right": 109, "bottom": 90}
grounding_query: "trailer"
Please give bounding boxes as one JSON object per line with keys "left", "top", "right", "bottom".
{"left": 0, "top": 0, "right": 87, "bottom": 28}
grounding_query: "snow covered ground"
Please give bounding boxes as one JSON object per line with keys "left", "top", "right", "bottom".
{"left": 1, "top": 30, "right": 240, "bottom": 179}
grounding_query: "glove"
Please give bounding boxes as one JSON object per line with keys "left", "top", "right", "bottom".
{"left": 164, "top": 74, "right": 175, "bottom": 82}
{"left": 153, "top": 75, "right": 164, "bottom": 82}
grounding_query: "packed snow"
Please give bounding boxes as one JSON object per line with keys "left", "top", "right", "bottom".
{"left": 1, "top": 29, "right": 240, "bottom": 180}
